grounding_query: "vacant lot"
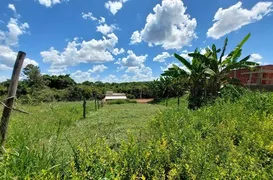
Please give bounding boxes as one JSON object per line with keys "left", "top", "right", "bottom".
{"left": 4, "top": 101, "right": 165, "bottom": 155}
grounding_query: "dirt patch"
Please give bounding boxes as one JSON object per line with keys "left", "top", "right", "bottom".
{"left": 135, "top": 99, "right": 154, "bottom": 103}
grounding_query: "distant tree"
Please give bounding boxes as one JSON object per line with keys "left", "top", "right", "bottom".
{"left": 43, "top": 74, "right": 76, "bottom": 89}
{"left": 23, "top": 64, "right": 45, "bottom": 89}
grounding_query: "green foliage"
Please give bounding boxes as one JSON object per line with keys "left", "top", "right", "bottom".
{"left": 1, "top": 92, "right": 273, "bottom": 179}
{"left": 162, "top": 33, "right": 258, "bottom": 109}
{"left": 23, "top": 64, "right": 45, "bottom": 89}
{"left": 107, "top": 99, "right": 137, "bottom": 105}
{"left": 150, "top": 76, "right": 186, "bottom": 101}
{"left": 43, "top": 74, "right": 76, "bottom": 89}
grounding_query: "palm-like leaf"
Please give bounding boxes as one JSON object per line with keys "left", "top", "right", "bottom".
{"left": 219, "top": 38, "right": 228, "bottom": 63}
{"left": 174, "top": 53, "right": 192, "bottom": 71}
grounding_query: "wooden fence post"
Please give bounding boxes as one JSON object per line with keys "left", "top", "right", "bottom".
{"left": 0, "top": 51, "right": 26, "bottom": 147}
{"left": 177, "top": 96, "right": 180, "bottom": 108}
{"left": 97, "top": 100, "right": 100, "bottom": 110}
{"left": 83, "top": 99, "right": 86, "bottom": 118}
{"left": 95, "top": 99, "right": 97, "bottom": 111}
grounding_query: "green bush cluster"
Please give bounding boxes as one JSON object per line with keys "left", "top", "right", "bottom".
{"left": 65, "top": 92, "right": 273, "bottom": 179}
{"left": 1, "top": 92, "right": 273, "bottom": 179}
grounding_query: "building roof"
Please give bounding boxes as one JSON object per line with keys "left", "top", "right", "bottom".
{"left": 105, "top": 95, "right": 127, "bottom": 100}
{"left": 104, "top": 91, "right": 127, "bottom": 100}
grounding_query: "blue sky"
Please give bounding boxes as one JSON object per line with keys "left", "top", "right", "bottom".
{"left": 0, "top": 0, "right": 273, "bottom": 83}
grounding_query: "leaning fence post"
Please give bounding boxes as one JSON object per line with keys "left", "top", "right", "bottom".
{"left": 0, "top": 51, "right": 26, "bottom": 147}
{"left": 83, "top": 98, "right": 86, "bottom": 118}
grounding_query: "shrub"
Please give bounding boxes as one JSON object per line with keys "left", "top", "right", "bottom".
{"left": 68, "top": 92, "right": 273, "bottom": 179}
{"left": 1, "top": 92, "right": 273, "bottom": 179}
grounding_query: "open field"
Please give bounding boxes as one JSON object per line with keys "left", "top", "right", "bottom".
{"left": 1, "top": 92, "right": 273, "bottom": 179}
{"left": 3, "top": 101, "right": 165, "bottom": 155}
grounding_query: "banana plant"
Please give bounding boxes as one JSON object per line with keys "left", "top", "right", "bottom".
{"left": 188, "top": 33, "right": 259, "bottom": 97}
{"left": 162, "top": 50, "right": 209, "bottom": 109}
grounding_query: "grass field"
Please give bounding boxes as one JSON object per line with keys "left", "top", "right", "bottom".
{"left": 4, "top": 101, "right": 165, "bottom": 156}
{"left": 1, "top": 93, "right": 273, "bottom": 179}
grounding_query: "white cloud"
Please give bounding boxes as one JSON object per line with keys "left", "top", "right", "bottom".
{"left": 70, "top": 70, "right": 94, "bottom": 83}
{"left": 0, "top": 18, "right": 29, "bottom": 47}
{"left": 160, "top": 61, "right": 188, "bottom": 73}
{"left": 249, "top": 53, "right": 263, "bottom": 64}
{"left": 130, "top": 0, "right": 197, "bottom": 49}
{"left": 0, "top": 4, "right": 37, "bottom": 73}
{"left": 96, "top": 24, "right": 117, "bottom": 35}
{"left": 115, "top": 50, "right": 154, "bottom": 82}
{"left": 102, "top": 74, "right": 119, "bottom": 82}
{"left": 125, "top": 65, "right": 154, "bottom": 81}
{"left": 105, "top": 0, "right": 128, "bottom": 15}
{"left": 130, "top": 31, "right": 142, "bottom": 44}
{"left": 8, "top": 4, "right": 16, "bottom": 13}
{"left": 120, "top": 50, "right": 148, "bottom": 67}
{"left": 41, "top": 33, "right": 118, "bottom": 71}
{"left": 82, "top": 12, "right": 97, "bottom": 21}
{"left": 37, "top": 0, "right": 68, "bottom": 7}
{"left": 207, "top": 1, "right": 273, "bottom": 39}
{"left": 153, "top": 52, "right": 171, "bottom": 63}
{"left": 88, "top": 64, "right": 108, "bottom": 73}
{"left": 98, "top": 17, "right": 106, "bottom": 24}
{"left": 112, "top": 48, "right": 125, "bottom": 55}
{"left": 0, "top": 64, "right": 12, "bottom": 71}
{"left": 0, "top": 45, "right": 38, "bottom": 69}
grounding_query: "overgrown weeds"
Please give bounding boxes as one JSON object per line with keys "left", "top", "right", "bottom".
{"left": 1, "top": 92, "right": 273, "bottom": 179}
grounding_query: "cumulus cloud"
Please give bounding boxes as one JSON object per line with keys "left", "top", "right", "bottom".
{"left": 102, "top": 74, "right": 119, "bottom": 82}
{"left": 96, "top": 24, "right": 117, "bottom": 35}
{"left": 41, "top": 33, "right": 118, "bottom": 72}
{"left": 115, "top": 50, "right": 154, "bottom": 81}
{"left": 0, "top": 18, "right": 29, "bottom": 47}
{"left": 82, "top": 13, "right": 117, "bottom": 35}
{"left": 70, "top": 70, "right": 94, "bottom": 83}
{"left": 153, "top": 52, "right": 171, "bottom": 63}
{"left": 37, "top": 0, "right": 68, "bottom": 7}
{"left": 98, "top": 17, "right": 106, "bottom": 24}
{"left": 130, "top": 31, "right": 142, "bottom": 44}
{"left": 88, "top": 64, "right": 108, "bottom": 73}
{"left": 160, "top": 61, "right": 188, "bottom": 73}
{"left": 130, "top": 0, "right": 197, "bottom": 49}
{"left": 0, "top": 7, "right": 37, "bottom": 71}
{"left": 82, "top": 12, "right": 97, "bottom": 21}
{"left": 249, "top": 53, "right": 263, "bottom": 64}
{"left": 0, "top": 76, "right": 9, "bottom": 82}
{"left": 119, "top": 50, "right": 148, "bottom": 67}
{"left": 207, "top": 1, "right": 273, "bottom": 39}
{"left": 0, "top": 45, "right": 38, "bottom": 69}
{"left": 105, "top": 0, "right": 128, "bottom": 15}
{"left": 112, "top": 48, "right": 125, "bottom": 55}
{"left": 8, "top": 4, "right": 16, "bottom": 13}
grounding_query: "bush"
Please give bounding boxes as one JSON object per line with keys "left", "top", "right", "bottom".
{"left": 68, "top": 92, "right": 273, "bottom": 179}
{"left": 107, "top": 99, "right": 137, "bottom": 105}
{"left": 2, "top": 92, "right": 273, "bottom": 179}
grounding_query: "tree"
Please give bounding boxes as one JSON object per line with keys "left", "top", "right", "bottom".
{"left": 23, "top": 64, "right": 45, "bottom": 89}
{"left": 162, "top": 33, "right": 258, "bottom": 109}
{"left": 162, "top": 50, "right": 208, "bottom": 109}
{"left": 189, "top": 33, "right": 258, "bottom": 98}
{"left": 43, "top": 74, "right": 76, "bottom": 89}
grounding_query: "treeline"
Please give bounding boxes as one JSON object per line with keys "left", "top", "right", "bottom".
{"left": 0, "top": 64, "right": 185, "bottom": 104}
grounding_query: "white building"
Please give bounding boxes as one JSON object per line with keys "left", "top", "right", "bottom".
{"left": 104, "top": 91, "right": 127, "bottom": 101}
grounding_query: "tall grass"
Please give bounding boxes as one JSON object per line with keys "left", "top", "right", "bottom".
{"left": 1, "top": 92, "right": 273, "bottom": 179}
